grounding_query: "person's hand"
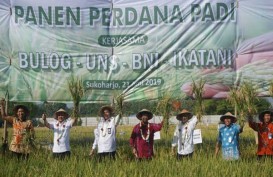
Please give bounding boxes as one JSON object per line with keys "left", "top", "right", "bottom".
{"left": 171, "top": 147, "right": 176, "bottom": 156}
{"left": 42, "top": 114, "right": 47, "bottom": 121}
{"left": 89, "top": 149, "right": 95, "bottom": 156}
{"left": 132, "top": 148, "right": 138, "bottom": 158}
{"left": 0, "top": 99, "right": 5, "bottom": 107}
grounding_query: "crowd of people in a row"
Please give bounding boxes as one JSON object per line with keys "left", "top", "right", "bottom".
{"left": 1, "top": 99, "right": 273, "bottom": 161}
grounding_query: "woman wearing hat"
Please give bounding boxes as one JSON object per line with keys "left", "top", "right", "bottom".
{"left": 215, "top": 112, "right": 242, "bottom": 160}
{"left": 42, "top": 108, "right": 77, "bottom": 159}
{"left": 171, "top": 109, "right": 198, "bottom": 159}
{"left": 0, "top": 99, "right": 35, "bottom": 160}
{"left": 129, "top": 109, "right": 163, "bottom": 160}
{"left": 89, "top": 105, "right": 121, "bottom": 161}
{"left": 248, "top": 110, "right": 273, "bottom": 160}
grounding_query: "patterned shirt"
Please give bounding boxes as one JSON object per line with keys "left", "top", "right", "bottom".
{"left": 249, "top": 121, "right": 273, "bottom": 155}
{"left": 218, "top": 123, "right": 240, "bottom": 160}
{"left": 129, "top": 122, "right": 162, "bottom": 159}
{"left": 6, "top": 117, "right": 35, "bottom": 154}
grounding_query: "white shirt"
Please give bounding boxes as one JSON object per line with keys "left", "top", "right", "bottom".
{"left": 92, "top": 115, "right": 120, "bottom": 153}
{"left": 172, "top": 117, "right": 198, "bottom": 155}
{"left": 49, "top": 119, "right": 73, "bottom": 153}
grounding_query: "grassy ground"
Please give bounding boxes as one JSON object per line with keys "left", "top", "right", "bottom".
{"left": 0, "top": 124, "right": 271, "bottom": 177}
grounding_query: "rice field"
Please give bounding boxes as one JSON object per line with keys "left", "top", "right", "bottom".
{"left": 0, "top": 124, "right": 271, "bottom": 177}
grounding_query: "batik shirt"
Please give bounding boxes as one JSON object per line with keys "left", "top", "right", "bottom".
{"left": 6, "top": 117, "right": 35, "bottom": 154}
{"left": 249, "top": 121, "right": 273, "bottom": 155}
{"left": 218, "top": 123, "right": 240, "bottom": 160}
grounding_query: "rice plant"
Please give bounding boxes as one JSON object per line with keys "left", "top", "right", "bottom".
{"left": 192, "top": 79, "right": 206, "bottom": 121}
{"left": 228, "top": 82, "right": 258, "bottom": 127}
{"left": 0, "top": 125, "right": 271, "bottom": 177}
{"left": 68, "top": 76, "right": 84, "bottom": 125}
{"left": 269, "top": 82, "right": 273, "bottom": 98}
{"left": 156, "top": 94, "right": 173, "bottom": 135}
{"left": 113, "top": 92, "right": 125, "bottom": 124}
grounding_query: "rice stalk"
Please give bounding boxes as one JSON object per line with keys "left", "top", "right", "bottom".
{"left": 156, "top": 94, "right": 173, "bottom": 135}
{"left": 68, "top": 76, "right": 84, "bottom": 124}
{"left": 227, "top": 82, "right": 258, "bottom": 127}
{"left": 241, "top": 82, "right": 258, "bottom": 116}
{"left": 192, "top": 79, "right": 206, "bottom": 122}
{"left": 269, "top": 82, "right": 273, "bottom": 98}
{"left": 113, "top": 93, "right": 125, "bottom": 124}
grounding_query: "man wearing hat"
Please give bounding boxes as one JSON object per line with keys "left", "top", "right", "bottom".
{"left": 248, "top": 110, "right": 273, "bottom": 160}
{"left": 0, "top": 99, "right": 35, "bottom": 160}
{"left": 129, "top": 109, "right": 163, "bottom": 159}
{"left": 42, "top": 108, "right": 77, "bottom": 159}
{"left": 215, "top": 112, "right": 242, "bottom": 160}
{"left": 89, "top": 105, "right": 121, "bottom": 160}
{"left": 171, "top": 109, "right": 198, "bottom": 159}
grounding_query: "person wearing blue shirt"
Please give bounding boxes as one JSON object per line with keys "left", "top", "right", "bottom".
{"left": 215, "top": 112, "right": 243, "bottom": 160}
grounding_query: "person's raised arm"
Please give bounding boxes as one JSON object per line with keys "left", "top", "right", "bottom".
{"left": 71, "top": 116, "right": 78, "bottom": 126}
{"left": 0, "top": 99, "right": 6, "bottom": 119}
{"left": 0, "top": 99, "right": 13, "bottom": 124}
{"left": 189, "top": 116, "right": 198, "bottom": 128}
{"left": 42, "top": 114, "right": 50, "bottom": 129}
{"left": 114, "top": 114, "right": 122, "bottom": 127}
{"left": 248, "top": 114, "right": 258, "bottom": 131}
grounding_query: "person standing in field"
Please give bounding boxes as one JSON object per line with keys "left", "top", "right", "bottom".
{"left": 89, "top": 106, "right": 121, "bottom": 161}
{"left": 129, "top": 109, "right": 163, "bottom": 160}
{"left": 42, "top": 108, "right": 77, "bottom": 159}
{"left": 171, "top": 109, "right": 198, "bottom": 159}
{"left": 248, "top": 110, "right": 273, "bottom": 160}
{"left": 0, "top": 99, "right": 35, "bottom": 160}
{"left": 215, "top": 112, "right": 243, "bottom": 160}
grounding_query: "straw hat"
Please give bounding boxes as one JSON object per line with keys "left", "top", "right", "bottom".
{"left": 176, "top": 109, "right": 193, "bottom": 121}
{"left": 13, "top": 105, "right": 30, "bottom": 117}
{"left": 54, "top": 108, "right": 69, "bottom": 120}
{"left": 220, "top": 112, "right": 237, "bottom": 123}
{"left": 136, "top": 109, "right": 153, "bottom": 120}
{"left": 100, "top": 105, "right": 114, "bottom": 117}
{"left": 259, "top": 110, "right": 273, "bottom": 122}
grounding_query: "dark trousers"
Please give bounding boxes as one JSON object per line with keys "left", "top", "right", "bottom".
{"left": 98, "top": 151, "right": 116, "bottom": 161}
{"left": 53, "top": 151, "right": 71, "bottom": 159}
{"left": 177, "top": 152, "right": 193, "bottom": 160}
{"left": 12, "top": 151, "right": 29, "bottom": 160}
{"left": 257, "top": 155, "right": 273, "bottom": 161}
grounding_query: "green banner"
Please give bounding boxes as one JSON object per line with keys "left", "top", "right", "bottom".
{"left": 0, "top": 0, "right": 273, "bottom": 102}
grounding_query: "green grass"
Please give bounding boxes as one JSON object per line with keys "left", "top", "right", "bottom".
{"left": 0, "top": 125, "right": 271, "bottom": 177}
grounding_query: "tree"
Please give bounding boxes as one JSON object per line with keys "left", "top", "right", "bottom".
{"left": 203, "top": 98, "right": 270, "bottom": 115}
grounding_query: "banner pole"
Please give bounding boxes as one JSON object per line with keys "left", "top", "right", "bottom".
{"left": 2, "top": 90, "right": 9, "bottom": 155}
